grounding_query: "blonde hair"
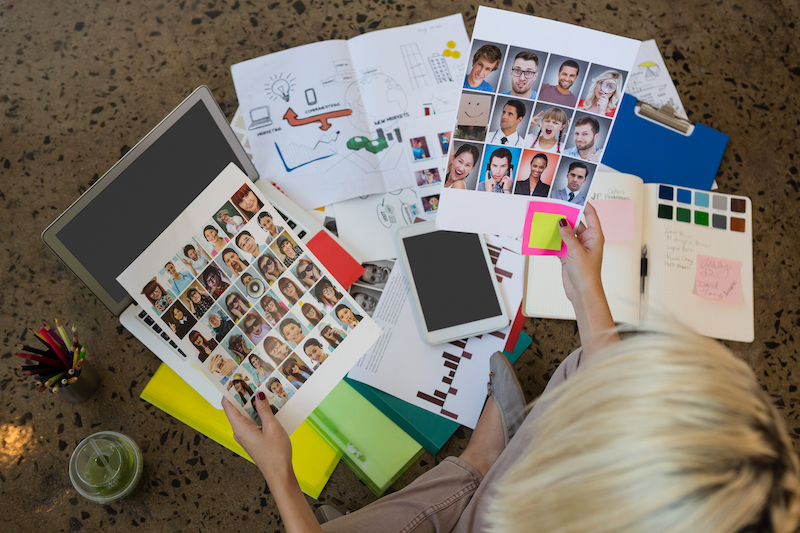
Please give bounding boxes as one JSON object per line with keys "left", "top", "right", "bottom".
{"left": 532, "top": 107, "right": 569, "bottom": 153}
{"left": 489, "top": 323, "right": 800, "bottom": 533}
{"left": 581, "top": 70, "right": 623, "bottom": 113}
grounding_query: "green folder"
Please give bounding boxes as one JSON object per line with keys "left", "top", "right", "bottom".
{"left": 344, "top": 332, "right": 532, "bottom": 455}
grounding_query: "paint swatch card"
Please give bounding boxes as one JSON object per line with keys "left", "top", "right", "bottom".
{"left": 437, "top": 6, "right": 640, "bottom": 241}
{"left": 118, "top": 164, "right": 382, "bottom": 435}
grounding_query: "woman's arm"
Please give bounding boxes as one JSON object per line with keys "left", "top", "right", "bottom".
{"left": 222, "top": 396, "right": 323, "bottom": 533}
{"left": 557, "top": 203, "right": 619, "bottom": 357}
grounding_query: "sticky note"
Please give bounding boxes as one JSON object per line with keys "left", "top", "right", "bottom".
{"left": 521, "top": 200, "right": 581, "bottom": 257}
{"left": 590, "top": 199, "right": 634, "bottom": 242}
{"left": 695, "top": 254, "right": 743, "bottom": 304}
{"left": 528, "top": 212, "right": 564, "bottom": 250}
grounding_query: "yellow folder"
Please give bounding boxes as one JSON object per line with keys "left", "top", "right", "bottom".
{"left": 140, "top": 363, "right": 339, "bottom": 498}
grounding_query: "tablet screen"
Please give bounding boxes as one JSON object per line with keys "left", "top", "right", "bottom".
{"left": 401, "top": 231, "right": 502, "bottom": 331}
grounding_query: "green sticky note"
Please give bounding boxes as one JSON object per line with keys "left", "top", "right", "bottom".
{"left": 528, "top": 212, "right": 564, "bottom": 251}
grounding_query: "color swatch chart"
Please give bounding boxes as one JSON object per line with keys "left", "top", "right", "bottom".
{"left": 655, "top": 184, "right": 748, "bottom": 233}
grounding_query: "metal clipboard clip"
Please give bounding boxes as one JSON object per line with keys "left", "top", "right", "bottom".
{"left": 635, "top": 101, "right": 694, "bottom": 135}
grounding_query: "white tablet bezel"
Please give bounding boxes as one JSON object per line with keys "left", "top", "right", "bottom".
{"left": 395, "top": 221, "right": 509, "bottom": 345}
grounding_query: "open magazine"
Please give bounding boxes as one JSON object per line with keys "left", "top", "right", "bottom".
{"left": 118, "top": 164, "right": 381, "bottom": 434}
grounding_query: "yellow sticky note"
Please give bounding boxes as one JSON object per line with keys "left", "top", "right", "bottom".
{"left": 528, "top": 212, "right": 564, "bottom": 251}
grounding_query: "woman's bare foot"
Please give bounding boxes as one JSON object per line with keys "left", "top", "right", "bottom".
{"left": 459, "top": 396, "right": 506, "bottom": 477}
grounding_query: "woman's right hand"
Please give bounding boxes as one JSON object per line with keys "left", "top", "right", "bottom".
{"left": 223, "top": 394, "right": 293, "bottom": 482}
{"left": 557, "top": 202, "right": 605, "bottom": 303}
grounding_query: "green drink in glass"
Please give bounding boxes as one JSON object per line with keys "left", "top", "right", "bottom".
{"left": 69, "top": 431, "right": 143, "bottom": 503}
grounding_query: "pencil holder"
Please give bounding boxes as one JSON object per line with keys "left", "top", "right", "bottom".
{"left": 57, "top": 362, "right": 100, "bottom": 403}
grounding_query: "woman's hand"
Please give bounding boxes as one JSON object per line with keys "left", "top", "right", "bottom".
{"left": 557, "top": 203, "right": 618, "bottom": 356}
{"left": 223, "top": 394, "right": 293, "bottom": 481}
{"left": 223, "top": 395, "right": 323, "bottom": 532}
{"left": 558, "top": 203, "right": 604, "bottom": 302}
{"left": 597, "top": 93, "right": 610, "bottom": 115}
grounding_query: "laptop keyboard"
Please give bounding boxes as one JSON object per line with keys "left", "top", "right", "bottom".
{"left": 137, "top": 308, "right": 188, "bottom": 358}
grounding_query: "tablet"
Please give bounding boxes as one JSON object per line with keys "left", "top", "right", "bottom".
{"left": 395, "top": 222, "right": 509, "bottom": 344}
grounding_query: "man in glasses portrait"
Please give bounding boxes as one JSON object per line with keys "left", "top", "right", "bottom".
{"left": 501, "top": 50, "right": 540, "bottom": 100}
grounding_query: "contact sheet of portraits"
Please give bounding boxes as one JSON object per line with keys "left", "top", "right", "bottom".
{"left": 118, "top": 164, "right": 381, "bottom": 434}
{"left": 436, "top": 7, "right": 641, "bottom": 241}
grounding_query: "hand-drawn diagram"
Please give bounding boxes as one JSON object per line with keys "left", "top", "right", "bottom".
{"left": 638, "top": 61, "right": 659, "bottom": 80}
{"left": 401, "top": 43, "right": 429, "bottom": 89}
{"left": 275, "top": 131, "right": 340, "bottom": 171}
{"left": 266, "top": 73, "right": 296, "bottom": 102}
{"left": 283, "top": 107, "right": 353, "bottom": 130}
{"left": 248, "top": 106, "right": 273, "bottom": 130}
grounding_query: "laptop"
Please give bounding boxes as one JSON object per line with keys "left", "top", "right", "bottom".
{"left": 248, "top": 106, "right": 273, "bottom": 130}
{"left": 41, "top": 86, "right": 327, "bottom": 408}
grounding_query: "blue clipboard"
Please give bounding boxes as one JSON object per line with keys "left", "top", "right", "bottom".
{"left": 603, "top": 94, "right": 728, "bottom": 191}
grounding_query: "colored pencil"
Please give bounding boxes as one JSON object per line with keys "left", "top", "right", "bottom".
{"left": 54, "top": 318, "right": 70, "bottom": 347}
{"left": 42, "top": 325, "right": 68, "bottom": 353}
{"left": 17, "top": 363, "right": 62, "bottom": 373}
{"left": 40, "top": 326, "right": 70, "bottom": 367}
{"left": 16, "top": 344, "right": 49, "bottom": 356}
{"left": 14, "top": 352, "right": 65, "bottom": 367}
{"left": 43, "top": 372, "right": 66, "bottom": 387}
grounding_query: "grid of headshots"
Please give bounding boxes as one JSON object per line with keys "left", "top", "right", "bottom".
{"left": 138, "top": 182, "right": 366, "bottom": 421}
{"left": 348, "top": 260, "right": 394, "bottom": 318}
{"left": 448, "top": 40, "right": 628, "bottom": 206}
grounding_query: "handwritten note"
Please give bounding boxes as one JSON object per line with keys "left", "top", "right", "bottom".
{"left": 695, "top": 254, "right": 743, "bottom": 304}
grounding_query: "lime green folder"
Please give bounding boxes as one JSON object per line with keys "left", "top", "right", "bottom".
{"left": 140, "top": 363, "right": 339, "bottom": 499}
{"left": 309, "top": 381, "right": 424, "bottom": 497}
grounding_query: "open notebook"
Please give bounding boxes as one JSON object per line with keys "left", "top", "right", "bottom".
{"left": 523, "top": 172, "right": 754, "bottom": 342}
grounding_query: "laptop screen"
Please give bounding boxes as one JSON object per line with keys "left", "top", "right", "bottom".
{"left": 48, "top": 92, "right": 257, "bottom": 313}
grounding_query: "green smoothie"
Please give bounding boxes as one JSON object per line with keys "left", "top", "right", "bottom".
{"left": 70, "top": 431, "right": 143, "bottom": 503}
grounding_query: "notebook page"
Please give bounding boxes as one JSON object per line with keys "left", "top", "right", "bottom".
{"left": 641, "top": 184, "right": 754, "bottom": 342}
{"left": 524, "top": 172, "right": 643, "bottom": 322}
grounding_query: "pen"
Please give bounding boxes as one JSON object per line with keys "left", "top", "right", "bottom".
{"left": 640, "top": 245, "right": 648, "bottom": 323}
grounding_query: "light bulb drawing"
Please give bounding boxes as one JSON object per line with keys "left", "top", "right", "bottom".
{"left": 266, "top": 73, "right": 296, "bottom": 102}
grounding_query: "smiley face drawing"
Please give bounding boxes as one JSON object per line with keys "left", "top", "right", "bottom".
{"left": 456, "top": 92, "right": 493, "bottom": 128}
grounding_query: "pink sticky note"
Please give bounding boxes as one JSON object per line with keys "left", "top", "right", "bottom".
{"left": 695, "top": 254, "right": 743, "bottom": 304}
{"left": 521, "top": 201, "right": 581, "bottom": 257}
{"left": 590, "top": 199, "right": 634, "bottom": 242}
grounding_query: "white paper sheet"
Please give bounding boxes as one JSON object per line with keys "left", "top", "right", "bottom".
{"left": 346, "top": 237, "right": 525, "bottom": 428}
{"left": 117, "top": 164, "right": 382, "bottom": 435}
{"left": 626, "top": 40, "right": 688, "bottom": 119}
{"left": 436, "top": 7, "right": 641, "bottom": 240}
{"left": 231, "top": 15, "right": 468, "bottom": 209}
{"left": 333, "top": 113, "right": 456, "bottom": 261}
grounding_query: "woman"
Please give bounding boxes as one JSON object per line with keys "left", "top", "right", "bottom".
{"left": 335, "top": 304, "right": 362, "bottom": 330}
{"left": 248, "top": 353, "right": 275, "bottom": 387}
{"left": 242, "top": 313, "right": 270, "bottom": 345}
{"left": 231, "top": 184, "right": 264, "bottom": 220}
{"left": 186, "top": 287, "right": 214, "bottom": 318}
{"left": 294, "top": 259, "right": 322, "bottom": 288}
{"left": 444, "top": 144, "right": 479, "bottom": 189}
{"left": 223, "top": 204, "right": 800, "bottom": 533}
{"left": 257, "top": 211, "right": 283, "bottom": 244}
{"left": 203, "top": 225, "right": 229, "bottom": 257}
{"left": 227, "top": 373, "right": 254, "bottom": 406}
{"left": 278, "top": 278, "right": 304, "bottom": 306}
{"left": 226, "top": 334, "right": 249, "bottom": 363}
{"left": 188, "top": 330, "right": 217, "bottom": 357}
{"left": 260, "top": 294, "right": 288, "bottom": 325}
{"left": 279, "top": 317, "right": 306, "bottom": 347}
{"left": 257, "top": 253, "right": 286, "bottom": 284}
{"left": 579, "top": 70, "right": 623, "bottom": 117}
{"left": 514, "top": 153, "right": 550, "bottom": 197}
{"left": 281, "top": 357, "right": 313, "bottom": 388}
{"left": 262, "top": 336, "right": 291, "bottom": 367}
{"left": 303, "top": 338, "right": 328, "bottom": 365}
{"left": 320, "top": 324, "right": 346, "bottom": 349}
{"left": 313, "top": 279, "right": 343, "bottom": 309}
{"left": 201, "top": 266, "right": 230, "bottom": 299}
{"left": 167, "top": 304, "right": 195, "bottom": 338}
{"left": 225, "top": 291, "right": 250, "bottom": 321}
{"left": 300, "top": 302, "right": 325, "bottom": 327}
{"left": 141, "top": 279, "right": 174, "bottom": 313}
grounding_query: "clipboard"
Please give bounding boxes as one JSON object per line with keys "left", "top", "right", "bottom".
{"left": 603, "top": 94, "right": 728, "bottom": 190}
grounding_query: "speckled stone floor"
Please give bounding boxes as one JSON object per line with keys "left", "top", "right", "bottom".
{"left": 2, "top": 0, "right": 799, "bottom": 531}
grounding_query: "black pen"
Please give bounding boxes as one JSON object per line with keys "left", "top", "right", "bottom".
{"left": 640, "top": 245, "right": 648, "bottom": 323}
